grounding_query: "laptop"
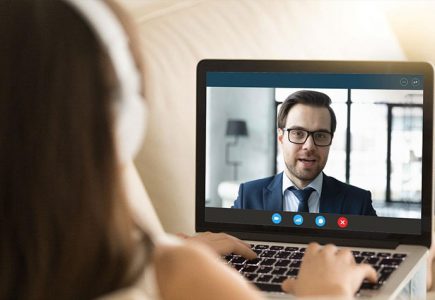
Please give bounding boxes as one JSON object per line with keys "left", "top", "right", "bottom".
{"left": 196, "top": 59, "right": 433, "bottom": 299}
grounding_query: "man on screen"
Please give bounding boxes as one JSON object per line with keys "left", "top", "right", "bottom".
{"left": 232, "top": 90, "right": 377, "bottom": 216}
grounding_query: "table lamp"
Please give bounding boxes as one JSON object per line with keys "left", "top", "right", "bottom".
{"left": 225, "top": 119, "right": 248, "bottom": 180}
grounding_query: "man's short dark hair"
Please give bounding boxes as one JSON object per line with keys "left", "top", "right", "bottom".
{"left": 277, "top": 90, "right": 337, "bottom": 133}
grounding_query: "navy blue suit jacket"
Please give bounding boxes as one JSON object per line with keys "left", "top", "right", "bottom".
{"left": 232, "top": 172, "right": 377, "bottom": 216}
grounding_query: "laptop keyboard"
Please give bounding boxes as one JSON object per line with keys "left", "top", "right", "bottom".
{"left": 224, "top": 243, "right": 407, "bottom": 294}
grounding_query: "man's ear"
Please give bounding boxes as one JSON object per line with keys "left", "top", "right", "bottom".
{"left": 277, "top": 128, "right": 284, "bottom": 144}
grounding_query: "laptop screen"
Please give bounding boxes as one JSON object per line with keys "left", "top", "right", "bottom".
{"left": 196, "top": 60, "right": 433, "bottom": 246}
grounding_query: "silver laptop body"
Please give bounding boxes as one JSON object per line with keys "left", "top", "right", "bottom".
{"left": 196, "top": 60, "right": 433, "bottom": 299}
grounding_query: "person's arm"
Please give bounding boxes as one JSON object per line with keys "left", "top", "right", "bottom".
{"left": 282, "top": 243, "right": 377, "bottom": 299}
{"left": 153, "top": 241, "right": 264, "bottom": 300}
{"left": 176, "top": 231, "right": 257, "bottom": 259}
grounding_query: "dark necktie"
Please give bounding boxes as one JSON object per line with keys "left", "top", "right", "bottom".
{"left": 289, "top": 187, "right": 314, "bottom": 213}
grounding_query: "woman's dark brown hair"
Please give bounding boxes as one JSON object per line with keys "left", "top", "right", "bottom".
{"left": 0, "top": 0, "right": 148, "bottom": 299}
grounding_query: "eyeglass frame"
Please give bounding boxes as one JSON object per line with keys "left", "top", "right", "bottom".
{"left": 281, "top": 128, "right": 333, "bottom": 147}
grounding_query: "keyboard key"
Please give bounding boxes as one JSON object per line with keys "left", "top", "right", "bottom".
{"left": 241, "top": 265, "right": 258, "bottom": 273}
{"left": 291, "top": 252, "right": 304, "bottom": 259}
{"left": 380, "top": 266, "right": 396, "bottom": 275}
{"left": 233, "top": 264, "right": 244, "bottom": 271}
{"left": 354, "top": 256, "right": 365, "bottom": 264}
{"left": 290, "top": 260, "right": 302, "bottom": 268}
{"left": 366, "top": 257, "right": 380, "bottom": 265}
{"left": 285, "top": 246, "right": 299, "bottom": 252}
{"left": 244, "top": 273, "right": 258, "bottom": 281}
{"left": 299, "top": 248, "right": 306, "bottom": 252}
{"left": 246, "top": 258, "right": 262, "bottom": 265}
{"left": 380, "top": 258, "right": 403, "bottom": 267}
{"left": 262, "top": 250, "right": 277, "bottom": 257}
{"left": 257, "top": 266, "right": 272, "bottom": 273}
{"left": 377, "top": 252, "right": 392, "bottom": 258}
{"left": 257, "top": 274, "right": 273, "bottom": 282}
{"left": 253, "top": 249, "right": 263, "bottom": 255}
{"left": 275, "top": 251, "right": 291, "bottom": 259}
{"left": 352, "top": 250, "right": 360, "bottom": 256}
{"left": 360, "top": 281, "right": 381, "bottom": 290}
{"left": 260, "top": 259, "right": 276, "bottom": 266}
{"left": 275, "top": 259, "right": 291, "bottom": 267}
{"left": 271, "top": 267, "right": 288, "bottom": 275}
{"left": 272, "top": 275, "right": 288, "bottom": 283}
{"left": 393, "top": 253, "right": 407, "bottom": 259}
{"left": 231, "top": 256, "right": 246, "bottom": 264}
{"left": 361, "top": 252, "right": 375, "bottom": 257}
{"left": 255, "top": 244, "right": 270, "bottom": 250}
{"left": 224, "top": 254, "right": 234, "bottom": 261}
{"left": 254, "top": 282, "right": 283, "bottom": 292}
{"left": 286, "top": 268, "right": 299, "bottom": 276}
{"left": 270, "top": 246, "right": 284, "bottom": 251}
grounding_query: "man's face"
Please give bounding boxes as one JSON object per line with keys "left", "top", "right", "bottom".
{"left": 278, "top": 104, "right": 332, "bottom": 188}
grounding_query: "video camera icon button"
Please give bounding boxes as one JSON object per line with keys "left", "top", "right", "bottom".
{"left": 293, "top": 214, "right": 304, "bottom": 226}
{"left": 272, "top": 213, "right": 282, "bottom": 224}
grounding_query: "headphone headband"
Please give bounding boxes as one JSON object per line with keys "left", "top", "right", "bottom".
{"left": 62, "top": 0, "right": 147, "bottom": 163}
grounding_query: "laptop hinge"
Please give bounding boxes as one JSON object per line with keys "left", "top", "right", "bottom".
{"left": 223, "top": 231, "right": 400, "bottom": 249}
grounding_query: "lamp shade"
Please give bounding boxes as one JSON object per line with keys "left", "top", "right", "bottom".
{"left": 226, "top": 119, "right": 248, "bottom": 137}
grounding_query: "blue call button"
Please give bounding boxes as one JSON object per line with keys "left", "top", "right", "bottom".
{"left": 272, "top": 213, "right": 282, "bottom": 224}
{"left": 293, "top": 214, "right": 304, "bottom": 226}
{"left": 315, "top": 215, "right": 326, "bottom": 227}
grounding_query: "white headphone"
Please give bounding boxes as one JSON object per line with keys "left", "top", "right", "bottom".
{"left": 62, "top": 0, "right": 147, "bottom": 163}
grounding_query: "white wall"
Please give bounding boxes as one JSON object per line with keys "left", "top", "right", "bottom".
{"left": 206, "top": 87, "right": 276, "bottom": 207}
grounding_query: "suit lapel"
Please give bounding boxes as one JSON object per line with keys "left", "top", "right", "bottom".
{"left": 263, "top": 172, "right": 283, "bottom": 210}
{"left": 319, "top": 173, "right": 344, "bottom": 214}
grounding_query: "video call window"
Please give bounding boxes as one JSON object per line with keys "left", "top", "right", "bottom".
{"left": 206, "top": 86, "right": 422, "bottom": 219}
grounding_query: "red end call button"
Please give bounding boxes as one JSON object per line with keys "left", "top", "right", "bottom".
{"left": 337, "top": 217, "right": 348, "bottom": 228}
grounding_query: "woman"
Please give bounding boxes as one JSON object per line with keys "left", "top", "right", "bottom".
{"left": 0, "top": 0, "right": 377, "bottom": 299}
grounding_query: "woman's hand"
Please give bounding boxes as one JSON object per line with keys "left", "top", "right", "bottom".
{"left": 176, "top": 231, "right": 256, "bottom": 260}
{"left": 282, "top": 243, "right": 377, "bottom": 298}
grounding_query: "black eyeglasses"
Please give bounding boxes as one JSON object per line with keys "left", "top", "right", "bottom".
{"left": 282, "top": 128, "right": 333, "bottom": 147}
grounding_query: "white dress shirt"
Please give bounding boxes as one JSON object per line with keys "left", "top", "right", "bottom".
{"left": 282, "top": 172, "right": 323, "bottom": 213}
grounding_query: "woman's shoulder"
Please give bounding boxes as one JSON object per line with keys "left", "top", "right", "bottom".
{"left": 97, "top": 234, "right": 183, "bottom": 300}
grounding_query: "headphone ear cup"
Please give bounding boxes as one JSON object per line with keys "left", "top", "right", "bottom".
{"left": 115, "top": 94, "right": 147, "bottom": 164}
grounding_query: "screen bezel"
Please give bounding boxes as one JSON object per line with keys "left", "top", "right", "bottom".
{"left": 196, "top": 59, "right": 433, "bottom": 248}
